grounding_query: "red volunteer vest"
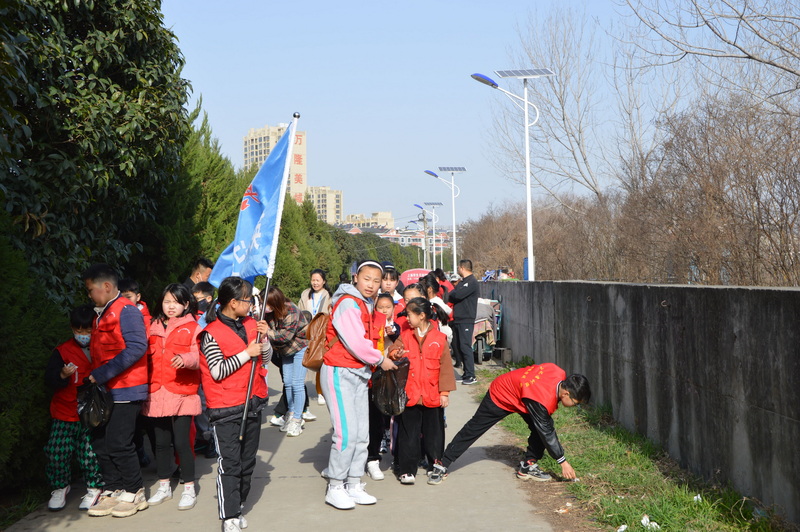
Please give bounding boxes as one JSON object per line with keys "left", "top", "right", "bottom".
{"left": 489, "top": 363, "right": 566, "bottom": 415}
{"left": 322, "top": 295, "right": 375, "bottom": 368}
{"left": 199, "top": 317, "right": 267, "bottom": 409}
{"left": 401, "top": 327, "right": 448, "bottom": 408}
{"left": 90, "top": 296, "right": 148, "bottom": 390}
{"left": 148, "top": 315, "right": 200, "bottom": 396}
{"left": 50, "top": 340, "right": 93, "bottom": 422}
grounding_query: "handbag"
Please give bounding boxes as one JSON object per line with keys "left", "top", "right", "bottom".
{"left": 76, "top": 379, "right": 114, "bottom": 429}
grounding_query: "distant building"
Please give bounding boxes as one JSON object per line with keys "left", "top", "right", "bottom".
{"left": 243, "top": 124, "right": 307, "bottom": 204}
{"left": 344, "top": 211, "right": 394, "bottom": 229}
{"left": 307, "top": 186, "right": 343, "bottom": 225}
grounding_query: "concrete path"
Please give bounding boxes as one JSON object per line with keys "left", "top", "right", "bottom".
{"left": 10, "top": 363, "right": 553, "bottom": 532}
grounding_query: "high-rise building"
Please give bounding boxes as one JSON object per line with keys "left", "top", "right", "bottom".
{"left": 243, "top": 124, "right": 307, "bottom": 204}
{"left": 307, "top": 186, "right": 343, "bottom": 225}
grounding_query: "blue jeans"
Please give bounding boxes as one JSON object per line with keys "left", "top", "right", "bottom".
{"left": 282, "top": 349, "right": 307, "bottom": 420}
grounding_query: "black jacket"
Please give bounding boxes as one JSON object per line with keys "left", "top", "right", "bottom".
{"left": 448, "top": 274, "right": 479, "bottom": 323}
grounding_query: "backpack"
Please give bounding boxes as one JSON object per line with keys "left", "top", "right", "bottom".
{"left": 301, "top": 313, "right": 337, "bottom": 370}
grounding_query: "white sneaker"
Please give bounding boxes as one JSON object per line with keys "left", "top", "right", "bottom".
{"left": 239, "top": 504, "right": 248, "bottom": 528}
{"left": 325, "top": 483, "right": 355, "bottom": 510}
{"left": 223, "top": 517, "right": 242, "bottom": 532}
{"left": 317, "top": 395, "right": 326, "bottom": 405}
{"left": 177, "top": 489, "right": 196, "bottom": 510}
{"left": 366, "top": 460, "right": 384, "bottom": 481}
{"left": 346, "top": 482, "right": 377, "bottom": 505}
{"left": 269, "top": 415, "right": 284, "bottom": 427}
{"left": 79, "top": 488, "right": 102, "bottom": 510}
{"left": 302, "top": 410, "right": 317, "bottom": 421}
{"left": 48, "top": 485, "right": 70, "bottom": 511}
{"left": 279, "top": 413, "right": 293, "bottom": 432}
{"left": 147, "top": 483, "right": 172, "bottom": 506}
{"left": 285, "top": 418, "right": 303, "bottom": 437}
{"left": 110, "top": 488, "right": 148, "bottom": 518}
{"left": 399, "top": 474, "right": 415, "bottom": 485}
{"left": 87, "top": 489, "right": 122, "bottom": 517}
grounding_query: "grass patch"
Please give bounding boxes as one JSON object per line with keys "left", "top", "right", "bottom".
{"left": 0, "top": 485, "right": 49, "bottom": 530}
{"left": 475, "top": 367, "right": 795, "bottom": 531}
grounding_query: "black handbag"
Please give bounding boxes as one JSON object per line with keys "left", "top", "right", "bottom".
{"left": 370, "top": 357, "right": 410, "bottom": 416}
{"left": 76, "top": 379, "right": 114, "bottom": 429}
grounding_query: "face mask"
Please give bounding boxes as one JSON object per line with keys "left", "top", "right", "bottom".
{"left": 197, "top": 300, "right": 210, "bottom": 313}
{"left": 74, "top": 333, "right": 91, "bottom": 347}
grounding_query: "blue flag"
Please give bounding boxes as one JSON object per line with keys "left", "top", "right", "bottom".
{"left": 209, "top": 117, "right": 298, "bottom": 287}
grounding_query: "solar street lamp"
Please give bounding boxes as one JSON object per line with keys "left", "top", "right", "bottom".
{"left": 471, "top": 69, "right": 554, "bottom": 281}
{"left": 424, "top": 202, "right": 443, "bottom": 271}
{"left": 426, "top": 168, "right": 464, "bottom": 274}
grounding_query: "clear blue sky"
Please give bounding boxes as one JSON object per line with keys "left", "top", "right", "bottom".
{"left": 160, "top": 0, "right": 612, "bottom": 227}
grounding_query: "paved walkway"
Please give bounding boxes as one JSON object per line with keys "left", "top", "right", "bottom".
{"left": 10, "top": 363, "right": 553, "bottom": 532}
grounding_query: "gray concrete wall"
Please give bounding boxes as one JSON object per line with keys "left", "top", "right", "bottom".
{"left": 480, "top": 281, "right": 800, "bottom": 522}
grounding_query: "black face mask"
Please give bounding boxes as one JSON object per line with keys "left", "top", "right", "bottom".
{"left": 197, "top": 300, "right": 210, "bottom": 313}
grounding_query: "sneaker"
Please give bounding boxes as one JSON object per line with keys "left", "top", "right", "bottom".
{"left": 399, "top": 474, "right": 415, "bottom": 485}
{"left": 79, "top": 488, "right": 102, "bottom": 510}
{"left": 516, "top": 460, "right": 552, "bottom": 481}
{"left": 285, "top": 418, "right": 303, "bottom": 437}
{"left": 379, "top": 430, "right": 390, "bottom": 454}
{"left": 111, "top": 488, "right": 148, "bottom": 517}
{"left": 87, "top": 490, "right": 122, "bottom": 517}
{"left": 302, "top": 410, "right": 317, "bottom": 421}
{"left": 325, "top": 483, "right": 355, "bottom": 510}
{"left": 279, "top": 413, "right": 293, "bottom": 432}
{"left": 177, "top": 489, "right": 196, "bottom": 510}
{"left": 269, "top": 415, "right": 285, "bottom": 427}
{"left": 317, "top": 395, "right": 326, "bottom": 405}
{"left": 461, "top": 376, "right": 477, "bottom": 385}
{"left": 455, "top": 374, "right": 463, "bottom": 383}
{"left": 147, "top": 483, "right": 172, "bottom": 506}
{"left": 346, "top": 482, "right": 377, "bottom": 505}
{"left": 366, "top": 460, "right": 384, "bottom": 481}
{"left": 239, "top": 509, "right": 248, "bottom": 529}
{"left": 427, "top": 463, "right": 448, "bottom": 485}
{"left": 223, "top": 517, "right": 242, "bottom": 532}
{"left": 48, "top": 486, "right": 70, "bottom": 511}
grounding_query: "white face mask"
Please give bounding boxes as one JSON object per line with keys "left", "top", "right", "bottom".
{"left": 74, "top": 333, "right": 91, "bottom": 347}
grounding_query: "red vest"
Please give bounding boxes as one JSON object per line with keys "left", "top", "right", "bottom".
{"left": 91, "top": 296, "right": 148, "bottom": 390}
{"left": 323, "top": 295, "right": 375, "bottom": 368}
{"left": 489, "top": 363, "right": 566, "bottom": 415}
{"left": 50, "top": 340, "right": 93, "bottom": 422}
{"left": 199, "top": 317, "right": 267, "bottom": 409}
{"left": 148, "top": 315, "right": 200, "bottom": 396}
{"left": 401, "top": 327, "right": 448, "bottom": 408}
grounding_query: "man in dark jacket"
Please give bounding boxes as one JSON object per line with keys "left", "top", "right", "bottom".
{"left": 448, "top": 259, "right": 479, "bottom": 384}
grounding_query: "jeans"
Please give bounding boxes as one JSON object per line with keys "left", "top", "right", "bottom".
{"left": 282, "top": 349, "right": 307, "bottom": 420}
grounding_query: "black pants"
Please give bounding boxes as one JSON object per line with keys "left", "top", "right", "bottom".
{"left": 367, "top": 397, "right": 390, "bottom": 462}
{"left": 212, "top": 411, "right": 262, "bottom": 520}
{"left": 271, "top": 355, "right": 310, "bottom": 417}
{"left": 92, "top": 401, "right": 143, "bottom": 492}
{"left": 442, "top": 391, "right": 545, "bottom": 468}
{"left": 452, "top": 321, "right": 476, "bottom": 380}
{"left": 150, "top": 415, "right": 195, "bottom": 482}
{"left": 395, "top": 405, "right": 444, "bottom": 476}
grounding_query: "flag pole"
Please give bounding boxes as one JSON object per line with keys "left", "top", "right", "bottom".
{"left": 237, "top": 112, "right": 300, "bottom": 440}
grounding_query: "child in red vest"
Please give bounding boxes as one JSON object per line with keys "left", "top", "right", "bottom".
{"left": 388, "top": 297, "right": 456, "bottom": 485}
{"left": 120, "top": 278, "right": 152, "bottom": 325}
{"left": 198, "top": 276, "right": 271, "bottom": 532}
{"left": 81, "top": 264, "right": 149, "bottom": 518}
{"left": 320, "top": 260, "right": 398, "bottom": 510}
{"left": 43, "top": 304, "right": 103, "bottom": 511}
{"left": 143, "top": 283, "right": 201, "bottom": 511}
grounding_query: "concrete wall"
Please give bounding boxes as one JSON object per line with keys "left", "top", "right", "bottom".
{"left": 480, "top": 281, "right": 800, "bottom": 522}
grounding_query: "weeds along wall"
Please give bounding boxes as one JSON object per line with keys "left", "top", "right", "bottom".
{"left": 481, "top": 281, "right": 800, "bottom": 523}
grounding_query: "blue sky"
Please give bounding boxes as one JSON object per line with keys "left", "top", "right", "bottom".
{"left": 160, "top": 0, "right": 615, "bottom": 226}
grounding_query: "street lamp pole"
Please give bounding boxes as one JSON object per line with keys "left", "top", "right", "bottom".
{"left": 471, "top": 69, "right": 553, "bottom": 281}
{"left": 425, "top": 202, "right": 443, "bottom": 271}
{"left": 426, "top": 168, "right": 464, "bottom": 274}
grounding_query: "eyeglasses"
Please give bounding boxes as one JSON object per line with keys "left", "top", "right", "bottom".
{"left": 235, "top": 298, "right": 254, "bottom": 305}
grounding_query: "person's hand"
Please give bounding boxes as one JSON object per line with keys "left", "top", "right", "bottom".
{"left": 440, "top": 395, "right": 449, "bottom": 408}
{"left": 88, "top": 374, "right": 97, "bottom": 384}
{"left": 60, "top": 364, "right": 77, "bottom": 379}
{"left": 256, "top": 320, "right": 269, "bottom": 335}
{"left": 560, "top": 460, "right": 576, "bottom": 480}
{"left": 245, "top": 339, "right": 262, "bottom": 358}
{"left": 387, "top": 347, "right": 406, "bottom": 361}
{"left": 379, "top": 357, "right": 397, "bottom": 371}
{"left": 170, "top": 355, "right": 185, "bottom": 369}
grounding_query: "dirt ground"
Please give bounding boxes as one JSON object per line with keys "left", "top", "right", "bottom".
{"left": 486, "top": 439, "right": 605, "bottom": 532}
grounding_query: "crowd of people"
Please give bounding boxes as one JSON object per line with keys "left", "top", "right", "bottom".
{"left": 44, "top": 258, "right": 590, "bottom": 531}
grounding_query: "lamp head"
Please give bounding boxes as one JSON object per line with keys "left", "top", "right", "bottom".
{"left": 471, "top": 73, "right": 498, "bottom": 88}
{"left": 424, "top": 170, "right": 439, "bottom": 178}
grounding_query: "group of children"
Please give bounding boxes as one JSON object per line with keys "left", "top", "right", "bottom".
{"left": 45, "top": 259, "right": 591, "bottom": 531}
